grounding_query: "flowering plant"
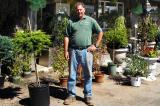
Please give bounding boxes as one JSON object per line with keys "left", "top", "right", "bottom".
{"left": 142, "top": 47, "right": 158, "bottom": 58}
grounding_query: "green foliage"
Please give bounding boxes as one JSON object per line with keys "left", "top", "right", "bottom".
{"left": 138, "top": 16, "right": 159, "bottom": 41}
{"left": 0, "top": 35, "right": 13, "bottom": 60}
{"left": 13, "top": 30, "right": 51, "bottom": 56}
{"left": 26, "top": 0, "right": 47, "bottom": 11}
{"left": 12, "top": 29, "right": 51, "bottom": 76}
{"left": 148, "top": 22, "right": 159, "bottom": 41}
{"left": 124, "top": 54, "right": 149, "bottom": 77}
{"left": 11, "top": 56, "right": 22, "bottom": 77}
{"left": 0, "top": 35, "right": 13, "bottom": 75}
{"left": 52, "top": 46, "right": 68, "bottom": 78}
{"left": 49, "top": 14, "right": 69, "bottom": 46}
{"left": 104, "top": 16, "right": 128, "bottom": 49}
{"left": 21, "top": 54, "right": 31, "bottom": 72}
{"left": 98, "top": 10, "right": 119, "bottom": 29}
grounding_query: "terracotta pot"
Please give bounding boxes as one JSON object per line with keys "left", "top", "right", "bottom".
{"left": 94, "top": 73, "right": 104, "bottom": 83}
{"left": 59, "top": 77, "right": 68, "bottom": 88}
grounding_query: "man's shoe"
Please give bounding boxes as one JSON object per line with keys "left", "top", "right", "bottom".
{"left": 63, "top": 96, "right": 76, "bottom": 105}
{"left": 84, "top": 96, "right": 94, "bottom": 106}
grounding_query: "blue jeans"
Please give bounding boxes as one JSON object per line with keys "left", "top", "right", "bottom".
{"left": 68, "top": 49, "right": 93, "bottom": 97}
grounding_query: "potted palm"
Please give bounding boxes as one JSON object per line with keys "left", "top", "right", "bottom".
{"left": 52, "top": 46, "right": 69, "bottom": 88}
{"left": 124, "top": 54, "right": 149, "bottom": 87}
{"left": 0, "top": 35, "right": 13, "bottom": 87}
{"left": 104, "top": 16, "right": 128, "bottom": 64}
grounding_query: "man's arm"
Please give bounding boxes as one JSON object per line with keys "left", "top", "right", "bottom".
{"left": 64, "top": 37, "right": 69, "bottom": 60}
{"left": 87, "top": 31, "right": 103, "bottom": 52}
{"left": 95, "top": 31, "right": 103, "bottom": 47}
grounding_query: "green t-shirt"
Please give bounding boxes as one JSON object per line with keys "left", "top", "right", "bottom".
{"left": 65, "top": 15, "right": 102, "bottom": 48}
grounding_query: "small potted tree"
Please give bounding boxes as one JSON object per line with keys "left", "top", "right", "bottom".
{"left": 124, "top": 54, "right": 149, "bottom": 87}
{"left": 13, "top": 29, "right": 51, "bottom": 106}
{"left": 52, "top": 46, "right": 68, "bottom": 88}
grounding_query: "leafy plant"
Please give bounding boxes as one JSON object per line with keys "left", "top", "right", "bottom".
{"left": 104, "top": 16, "right": 128, "bottom": 49}
{"left": 124, "top": 54, "right": 149, "bottom": 77}
{"left": 138, "top": 16, "right": 159, "bottom": 43}
{"left": 22, "top": 55, "right": 31, "bottom": 72}
{"left": 147, "top": 21, "right": 159, "bottom": 41}
{"left": 0, "top": 35, "right": 13, "bottom": 76}
{"left": 0, "top": 35, "right": 13, "bottom": 61}
{"left": 11, "top": 55, "right": 22, "bottom": 77}
{"left": 13, "top": 30, "right": 51, "bottom": 56}
{"left": 52, "top": 46, "right": 68, "bottom": 78}
{"left": 13, "top": 29, "right": 51, "bottom": 85}
{"left": 49, "top": 14, "right": 69, "bottom": 46}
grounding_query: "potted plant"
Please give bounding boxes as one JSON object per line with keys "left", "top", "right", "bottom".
{"left": 139, "top": 47, "right": 159, "bottom": 81}
{"left": 124, "top": 54, "right": 149, "bottom": 87}
{"left": 138, "top": 15, "right": 159, "bottom": 50}
{"left": 10, "top": 55, "right": 23, "bottom": 84}
{"left": 52, "top": 46, "right": 69, "bottom": 88}
{"left": 93, "top": 49, "right": 105, "bottom": 83}
{"left": 104, "top": 16, "right": 128, "bottom": 64}
{"left": 0, "top": 35, "right": 13, "bottom": 87}
{"left": 13, "top": 29, "right": 51, "bottom": 106}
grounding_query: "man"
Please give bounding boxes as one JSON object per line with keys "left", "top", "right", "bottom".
{"left": 64, "top": 2, "right": 103, "bottom": 106}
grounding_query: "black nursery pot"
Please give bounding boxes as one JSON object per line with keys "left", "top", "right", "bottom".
{"left": 28, "top": 83, "right": 50, "bottom": 106}
{"left": 0, "top": 76, "right": 5, "bottom": 88}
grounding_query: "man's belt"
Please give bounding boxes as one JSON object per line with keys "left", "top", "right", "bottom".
{"left": 71, "top": 45, "right": 90, "bottom": 50}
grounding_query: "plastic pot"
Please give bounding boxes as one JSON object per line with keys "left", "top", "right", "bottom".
{"left": 28, "top": 83, "right": 50, "bottom": 106}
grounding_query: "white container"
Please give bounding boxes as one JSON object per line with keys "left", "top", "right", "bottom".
{"left": 131, "top": 77, "right": 141, "bottom": 87}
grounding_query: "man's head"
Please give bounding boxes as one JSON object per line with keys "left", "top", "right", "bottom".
{"left": 75, "top": 2, "right": 85, "bottom": 19}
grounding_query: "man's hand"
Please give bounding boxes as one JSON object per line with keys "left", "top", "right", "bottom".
{"left": 87, "top": 45, "right": 97, "bottom": 52}
{"left": 64, "top": 51, "right": 69, "bottom": 60}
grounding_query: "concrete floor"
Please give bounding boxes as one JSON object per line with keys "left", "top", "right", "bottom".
{"left": 0, "top": 64, "right": 160, "bottom": 106}
{"left": 51, "top": 75, "right": 160, "bottom": 106}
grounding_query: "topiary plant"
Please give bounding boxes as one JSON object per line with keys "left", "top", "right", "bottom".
{"left": 104, "top": 16, "right": 128, "bottom": 49}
